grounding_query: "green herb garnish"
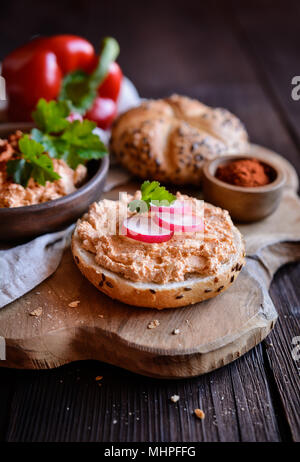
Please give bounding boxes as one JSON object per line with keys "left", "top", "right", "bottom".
{"left": 128, "top": 181, "right": 176, "bottom": 213}
{"left": 60, "top": 119, "right": 108, "bottom": 169}
{"left": 59, "top": 37, "right": 120, "bottom": 114}
{"left": 6, "top": 97, "right": 107, "bottom": 187}
{"left": 31, "top": 98, "right": 107, "bottom": 169}
{"left": 6, "top": 135, "right": 60, "bottom": 187}
{"left": 32, "top": 98, "right": 70, "bottom": 134}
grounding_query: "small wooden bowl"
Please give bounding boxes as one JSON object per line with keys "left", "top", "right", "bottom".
{"left": 0, "top": 124, "right": 109, "bottom": 241}
{"left": 202, "top": 155, "right": 286, "bottom": 222}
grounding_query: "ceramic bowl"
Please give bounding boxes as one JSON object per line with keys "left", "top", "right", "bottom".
{"left": 0, "top": 123, "right": 109, "bottom": 241}
{"left": 202, "top": 154, "right": 286, "bottom": 222}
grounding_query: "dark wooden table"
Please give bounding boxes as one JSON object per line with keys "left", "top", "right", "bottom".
{"left": 0, "top": 0, "right": 299, "bottom": 442}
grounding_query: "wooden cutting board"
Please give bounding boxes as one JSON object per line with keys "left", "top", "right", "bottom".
{"left": 0, "top": 144, "right": 297, "bottom": 379}
{"left": 0, "top": 249, "right": 276, "bottom": 378}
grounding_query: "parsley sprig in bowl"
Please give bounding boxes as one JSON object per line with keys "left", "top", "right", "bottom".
{"left": 6, "top": 98, "right": 107, "bottom": 187}
{"left": 0, "top": 99, "right": 109, "bottom": 241}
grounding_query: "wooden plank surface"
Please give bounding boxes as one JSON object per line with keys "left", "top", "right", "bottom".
{"left": 267, "top": 264, "right": 300, "bottom": 441}
{"left": 230, "top": 0, "right": 300, "bottom": 153}
{"left": 229, "top": 0, "right": 300, "bottom": 442}
{"left": 3, "top": 350, "right": 284, "bottom": 442}
{"left": 0, "top": 0, "right": 299, "bottom": 442}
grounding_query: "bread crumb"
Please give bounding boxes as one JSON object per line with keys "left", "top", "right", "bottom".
{"left": 95, "top": 376, "right": 103, "bottom": 381}
{"left": 68, "top": 300, "right": 80, "bottom": 308}
{"left": 173, "top": 328, "right": 180, "bottom": 335}
{"left": 30, "top": 307, "right": 43, "bottom": 317}
{"left": 147, "top": 320, "right": 160, "bottom": 329}
{"left": 98, "top": 314, "right": 104, "bottom": 318}
{"left": 194, "top": 409, "right": 205, "bottom": 419}
{"left": 170, "top": 395, "right": 180, "bottom": 403}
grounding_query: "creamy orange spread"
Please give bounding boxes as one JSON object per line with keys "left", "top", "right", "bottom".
{"left": 77, "top": 192, "right": 237, "bottom": 284}
{"left": 0, "top": 131, "right": 87, "bottom": 208}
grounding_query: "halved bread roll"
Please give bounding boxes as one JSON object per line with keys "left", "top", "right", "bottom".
{"left": 110, "top": 94, "right": 249, "bottom": 185}
{"left": 72, "top": 226, "right": 245, "bottom": 310}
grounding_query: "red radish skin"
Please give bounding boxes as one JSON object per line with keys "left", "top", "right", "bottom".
{"left": 154, "top": 213, "right": 204, "bottom": 233}
{"left": 122, "top": 216, "right": 174, "bottom": 243}
{"left": 150, "top": 200, "right": 193, "bottom": 215}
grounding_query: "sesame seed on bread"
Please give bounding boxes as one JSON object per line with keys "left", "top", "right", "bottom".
{"left": 110, "top": 94, "right": 249, "bottom": 185}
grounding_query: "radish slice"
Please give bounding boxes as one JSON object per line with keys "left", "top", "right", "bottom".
{"left": 122, "top": 216, "right": 174, "bottom": 243}
{"left": 150, "top": 200, "right": 193, "bottom": 215}
{"left": 154, "top": 212, "right": 204, "bottom": 233}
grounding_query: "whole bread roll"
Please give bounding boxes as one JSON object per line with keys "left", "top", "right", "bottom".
{"left": 110, "top": 94, "right": 249, "bottom": 185}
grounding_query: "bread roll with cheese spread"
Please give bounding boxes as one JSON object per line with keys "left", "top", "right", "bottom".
{"left": 72, "top": 193, "right": 246, "bottom": 309}
{"left": 110, "top": 94, "right": 249, "bottom": 185}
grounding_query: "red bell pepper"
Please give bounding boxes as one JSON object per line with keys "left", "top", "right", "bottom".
{"left": 2, "top": 35, "right": 122, "bottom": 129}
{"left": 85, "top": 61, "right": 123, "bottom": 129}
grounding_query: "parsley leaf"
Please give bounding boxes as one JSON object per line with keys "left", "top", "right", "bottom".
{"left": 31, "top": 128, "right": 68, "bottom": 158}
{"left": 141, "top": 181, "right": 176, "bottom": 208}
{"left": 61, "top": 120, "right": 107, "bottom": 168}
{"left": 129, "top": 181, "right": 176, "bottom": 212}
{"left": 30, "top": 99, "right": 108, "bottom": 168}
{"left": 6, "top": 159, "right": 32, "bottom": 187}
{"left": 59, "top": 37, "right": 120, "bottom": 114}
{"left": 32, "top": 98, "right": 70, "bottom": 133}
{"left": 6, "top": 135, "right": 60, "bottom": 187}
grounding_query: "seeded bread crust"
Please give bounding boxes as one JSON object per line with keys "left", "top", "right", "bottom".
{"left": 110, "top": 94, "right": 249, "bottom": 185}
{"left": 71, "top": 227, "right": 246, "bottom": 310}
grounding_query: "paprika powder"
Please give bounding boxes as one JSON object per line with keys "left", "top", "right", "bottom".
{"left": 215, "top": 158, "right": 272, "bottom": 187}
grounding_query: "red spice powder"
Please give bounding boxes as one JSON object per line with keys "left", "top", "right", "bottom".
{"left": 215, "top": 158, "right": 272, "bottom": 187}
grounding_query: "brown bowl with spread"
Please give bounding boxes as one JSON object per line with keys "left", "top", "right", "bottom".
{"left": 202, "top": 155, "right": 286, "bottom": 222}
{"left": 0, "top": 123, "right": 109, "bottom": 242}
